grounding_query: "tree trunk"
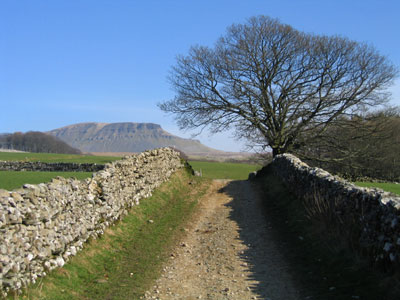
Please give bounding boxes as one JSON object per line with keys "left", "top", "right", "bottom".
{"left": 272, "top": 147, "right": 285, "bottom": 157}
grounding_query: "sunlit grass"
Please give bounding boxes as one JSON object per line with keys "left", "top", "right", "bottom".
{"left": 0, "top": 171, "right": 93, "bottom": 190}
{"left": 188, "top": 160, "right": 260, "bottom": 180}
{"left": 0, "top": 152, "right": 120, "bottom": 164}
{"left": 354, "top": 181, "right": 400, "bottom": 195}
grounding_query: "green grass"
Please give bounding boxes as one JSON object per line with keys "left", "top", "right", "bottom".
{"left": 189, "top": 160, "right": 261, "bottom": 180}
{"left": 0, "top": 152, "right": 120, "bottom": 164}
{"left": 0, "top": 171, "right": 93, "bottom": 190}
{"left": 355, "top": 181, "right": 400, "bottom": 195}
{"left": 0, "top": 152, "right": 120, "bottom": 190}
{"left": 12, "top": 169, "right": 208, "bottom": 300}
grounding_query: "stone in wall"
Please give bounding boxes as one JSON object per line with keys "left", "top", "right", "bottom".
{"left": 269, "top": 153, "right": 400, "bottom": 268}
{"left": 0, "top": 148, "right": 183, "bottom": 297}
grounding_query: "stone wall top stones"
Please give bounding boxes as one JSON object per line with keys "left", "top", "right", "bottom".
{"left": 270, "top": 153, "right": 400, "bottom": 268}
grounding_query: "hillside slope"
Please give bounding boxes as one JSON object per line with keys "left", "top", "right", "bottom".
{"left": 0, "top": 131, "right": 81, "bottom": 154}
{"left": 48, "top": 122, "right": 222, "bottom": 155}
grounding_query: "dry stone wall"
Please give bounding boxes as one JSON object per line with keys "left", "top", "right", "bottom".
{"left": 270, "top": 154, "right": 400, "bottom": 269}
{"left": 0, "top": 161, "right": 104, "bottom": 172}
{"left": 0, "top": 148, "right": 183, "bottom": 297}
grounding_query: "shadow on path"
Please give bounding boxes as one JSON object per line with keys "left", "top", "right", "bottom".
{"left": 222, "top": 177, "right": 396, "bottom": 300}
{"left": 220, "top": 180, "right": 304, "bottom": 300}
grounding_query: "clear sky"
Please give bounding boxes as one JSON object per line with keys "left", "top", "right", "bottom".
{"left": 1, "top": 0, "right": 399, "bottom": 152}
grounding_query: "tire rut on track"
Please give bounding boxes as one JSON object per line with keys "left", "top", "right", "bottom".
{"left": 142, "top": 179, "right": 301, "bottom": 300}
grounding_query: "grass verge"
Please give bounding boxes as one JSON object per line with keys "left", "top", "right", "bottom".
{"left": 188, "top": 160, "right": 260, "bottom": 180}
{"left": 0, "top": 171, "right": 93, "bottom": 190}
{"left": 0, "top": 152, "right": 120, "bottom": 164}
{"left": 10, "top": 168, "right": 208, "bottom": 300}
{"left": 355, "top": 181, "right": 400, "bottom": 196}
{"left": 255, "top": 165, "right": 399, "bottom": 300}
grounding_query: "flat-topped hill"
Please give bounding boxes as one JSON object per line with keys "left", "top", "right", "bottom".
{"left": 48, "top": 122, "right": 222, "bottom": 155}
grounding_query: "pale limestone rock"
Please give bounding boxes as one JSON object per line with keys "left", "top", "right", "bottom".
{"left": 0, "top": 148, "right": 183, "bottom": 296}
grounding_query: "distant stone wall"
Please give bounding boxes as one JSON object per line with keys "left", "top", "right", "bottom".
{"left": 0, "top": 148, "right": 183, "bottom": 297}
{"left": 0, "top": 161, "right": 104, "bottom": 172}
{"left": 270, "top": 153, "right": 400, "bottom": 268}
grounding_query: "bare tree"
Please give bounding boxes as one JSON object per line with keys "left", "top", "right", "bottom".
{"left": 159, "top": 16, "right": 398, "bottom": 156}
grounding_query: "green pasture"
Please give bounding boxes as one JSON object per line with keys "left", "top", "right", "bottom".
{"left": 0, "top": 171, "right": 93, "bottom": 190}
{"left": 0, "top": 152, "right": 120, "bottom": 164}
{"left": 0, "top": 152, "right": 119, "bottom": 190}
{"left": 355, "top": 181, "right": 400, "bottom": 196}
{"left": 0, "top": 156, "right": 260, "bottom": 190}
{"left": 188, "top": 160, "right": 261, "bottom": 180}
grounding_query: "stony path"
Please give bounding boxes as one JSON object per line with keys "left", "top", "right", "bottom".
{"left": 143, "top": 179, "right": 301, "bottom": 300}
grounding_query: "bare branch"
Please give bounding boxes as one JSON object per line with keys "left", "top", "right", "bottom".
{"left": 159, "top": 16, "right": 398, "bottom": 156}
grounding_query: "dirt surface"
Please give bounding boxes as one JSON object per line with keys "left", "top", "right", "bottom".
{"left": 142, "top": 179, "right": 302, "bottom": 300}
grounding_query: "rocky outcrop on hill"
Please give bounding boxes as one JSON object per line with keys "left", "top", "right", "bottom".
{"left": 48, "top": 122, "right": 221, "bottom": 155}
{"left": 0, "top": 148, "right": 183, "bottom": 297}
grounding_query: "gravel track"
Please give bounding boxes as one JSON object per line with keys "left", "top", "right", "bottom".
{"left": 143, "top": 179, "right": 301, "bottom": 300}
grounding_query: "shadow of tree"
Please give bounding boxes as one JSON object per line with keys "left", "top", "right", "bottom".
{"left": 219, "top": 179, "right": 303, "bottom": 300}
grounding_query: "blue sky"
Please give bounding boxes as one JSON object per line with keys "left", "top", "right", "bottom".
{"left": 1, "top": 0, "right": 399, "bottom": 152}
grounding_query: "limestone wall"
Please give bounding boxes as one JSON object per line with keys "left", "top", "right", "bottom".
{"left": 0, "top": 148, "right": 183, "bottom": 297}
{"left": 0, "top": 161, "right": 104, "bottom": 172}
{"left": 270, "top": 153, "right": 400, "bottom": 268}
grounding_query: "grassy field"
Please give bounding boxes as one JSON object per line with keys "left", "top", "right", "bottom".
{"left": 0, "top": 171, "right": 93, "bottom": 190}
{"left": 355, "top": 182, "right": 400, "bottom": 195}
{"left": 13, "top": 169, "right": 208, "bottom": 300}
{"left": 189, "top": 160, "right": 261, "bottom": 180}
{"left": 0, "top": 152, "right": 120, "bottom": 190}
{"left": 0, "top": 156, "right": 260, "bottom": 191}
{"left": 0, "top": 152, "right": 120, "bottom": 164}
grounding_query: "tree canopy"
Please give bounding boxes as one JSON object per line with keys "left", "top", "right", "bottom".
{"left": 159, "top": 16, "right": 398, "bottom": 156}
{"left": 296, "top": 108, "right": 400, "bottom": 181}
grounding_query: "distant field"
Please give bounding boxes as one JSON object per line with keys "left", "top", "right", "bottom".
{"left": 0, "top": 171, "right": 93, "bottom": 191}
{"left": 189, "top": 161, "right": 261, "bottom": 180}
{"left": 355, "top": 182, "right": 400, "bottom": 196}
{"left": 0, "top": 152, "right": 120, "bottom": 164}
{"left": 0, "top": 155, "right": 260, "bottom": 190}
